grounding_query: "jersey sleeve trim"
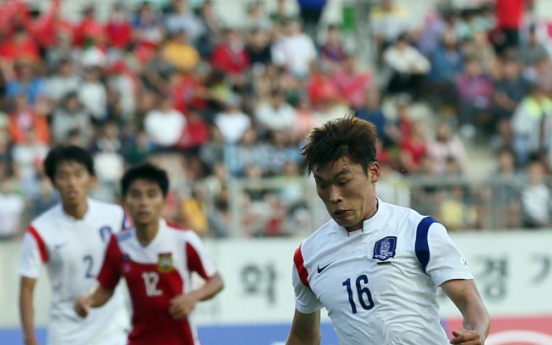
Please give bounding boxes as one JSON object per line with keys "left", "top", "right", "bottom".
{"left": 27, "top": 225, "right": 48, "bottom": 263}
{"left": 293, "top": 245, "right": 310, "bottom": 288}
{"left": 415, "top": 216, "right": 437, "bottom": 274}
{"left": 186, "top": 242, "right": 211, "bottom": 280}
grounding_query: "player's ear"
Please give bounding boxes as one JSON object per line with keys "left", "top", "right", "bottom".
{"left": 369, "top": 161, "right": 381, "bottom": 183}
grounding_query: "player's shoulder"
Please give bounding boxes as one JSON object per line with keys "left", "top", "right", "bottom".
{"left": 298, "top": 219, "right": 341, "bottom": 257}
{"left": 115, "top": 227, "right": 133, "bottom": 243}
{"left": 29, "top": 203, "right": 64, "bottom": 233}
{"left": 89, "top": 198, "right": 124, "bottom": 215}
{"left": 165, "top": 220, "right": 201, "bottom": 240}
{"left": 381, "top": 200, "right": 430, "bottom": 231}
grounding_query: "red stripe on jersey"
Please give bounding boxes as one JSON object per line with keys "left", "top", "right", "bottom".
{"left": 186, "top": 242, "right": 209, "bottom": 280}
{"left": 293, "top": 245, "right": 309, "bottom": 288}
{"left": 182, "top": 318, "right": 195, "bottom": 345}
{"left": 28, "top": 225, "right": 48, "bottom": 263}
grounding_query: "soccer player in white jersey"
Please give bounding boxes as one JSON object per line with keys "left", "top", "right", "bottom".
{"left": 285, "top": 117, "right": 490, "bottom": 345}
{"left": 74, "top": 163, "right": 224, "bottom": 345}
{"left": 18, "top": 146, "right": 130, "bottom": 345}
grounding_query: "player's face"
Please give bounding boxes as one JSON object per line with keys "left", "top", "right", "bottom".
{"left": 314, "top": 156, "right": 380, "bottom": 232}
{"left": 123, "top": 178, "right": 166, "bottom": 227}
{"left": 53, "top": 161, "right": 95, "bottom": 207}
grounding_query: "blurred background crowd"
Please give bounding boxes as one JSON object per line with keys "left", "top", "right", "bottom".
{"left": 0, "top": 0, "right": 551, "bottom": 240}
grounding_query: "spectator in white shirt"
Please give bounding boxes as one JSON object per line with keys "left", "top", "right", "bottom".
{"left": 271, "top": 20, "right": 317, "bottom": 77}
{"left": 522, "top": 159, "right": 551, "bottom": 228}
{"left": 144, "top": 97, "right": 186, "bottom": 149}
{"left": 384, "top": 34, "right": 430, "bottom": 99}
{"left": 0, "top": 177, "right": 25, "bottom": 240}
{"left": 214, "top": 94, "right": 252, "bottom": 144}
{"left": 255, "top": 90, "right": 297, "bottom": 133}
{"left": 45, "top": 59, "right": 79, "bottom": 104}
{"left": 51, "top": 92, "right": 93, "bottom": 146}
{"left": 165, "top": 0, "right": 205, "bottom": 43}
{"left": 78, "top": 68, "right": 107, "bottom": 123}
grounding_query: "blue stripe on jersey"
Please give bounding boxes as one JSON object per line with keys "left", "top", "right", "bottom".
{"left": 415, "top": 216, "right": 438, "bottom": 274}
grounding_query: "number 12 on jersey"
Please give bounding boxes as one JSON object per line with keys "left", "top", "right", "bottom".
{"left": 342, "top": 274, "right": 375, "bottom": 314}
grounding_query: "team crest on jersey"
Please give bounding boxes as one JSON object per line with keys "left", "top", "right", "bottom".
{"left": 99, "top": 226, "right": 113, "bottom": 242}
{"left": 158, "top": 253, "right": 174, "bottom": 273}
{"left": 373, "top": 236, "right": 397, "bottom": 261}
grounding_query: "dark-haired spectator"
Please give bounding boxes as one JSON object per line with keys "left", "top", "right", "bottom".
{"left": 144, "top": 96, "right": 186, "bottom": 150}
{"left": 165, "top": 0, "right": 205, "bottom": 43}
{"left": 426, "top": 31, "right": 463, "bottom": 108}
{"left": 6, "top": 62, "right": 44, "bottom": 106}
{"left": 371, "top": 0, "right": 412, "bottom": 62}
{"left": 355, "top": 88, "right": 390, "bottom": 144}
{"left": 427, "top": 122, "right": 467, "bottom": 175}
{"left": 320, "top": 25, "right": 347, "bottom": 64}
{"left": 211, "top": 29, "right": 250, "bottom": 87}
{"left": 105, "top": 4, "right": 133, "bottom": 51}
{"left": 518, "top": 25, "right": 549, "bottom": 67}
{"left": 332, "top": 55, "right": 373, "bottom": 108}
{"left": 132, "top": 2, "right": 165, "bottom": 64}
{"left": 245, "top": 1, "right": 271, "bottom": 31}
{"left": 456, "top": 56, "right": 494, "bottom": 138}
{"left": 72, "top": 5, "right": 104, "bottom": 48}
{"left": 161, "top": 29, "right": 200, "bottom": 72}
{"left": 512, "top": 84, "right": 552, "bottom": 166}
{"left": 50, "top": 92, "right": 93, "bottom": 146}
{"left": 399, "top": 120, "right": 428, "bottom": 174}
{"left": 272, "top": 20, "right": 317, "bottom": 77}
{"left": 44, "top": 59, "right": 79, "bottom": 104}
{"left": 78, "top": 68, "right": 107, "bottom": 123}
{"left": 521, "top": 159, "right": 551, "bottom": 228}
{"left": 384, "top": 34, "right": 430, "bottom": 99}
{"left": 8, "top": 94, "right": 50, "bottom": 145}
{"left": 246, "top": 29, "right": 272, "bottom": 67}
{"left": 255, "top": 90, "right": 297, "bottom": 133}
{"left": 214, "top": 94, "right": 251, "bottom": 144}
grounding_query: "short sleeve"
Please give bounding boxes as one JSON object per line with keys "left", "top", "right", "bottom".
{"left": 97, "top": 234, "right": 122, "bottom": 290}
{"left": 18, "top": 230, "right": 44, "bottom": 279}
{"left": 424, "top": 222, "right": 473, "bottom": 287}
{"left": 185, "top": 231, "right": 217, "bottom": 280}
{"left": 292, "top": 247, "right": 322, "bottom": 314}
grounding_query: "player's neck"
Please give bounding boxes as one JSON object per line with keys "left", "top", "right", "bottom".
{"left": 62, "top": 201, "right": 89, "bottom": 220}
{"left": 135, "top": 220, "right": 160, "bottom": 245}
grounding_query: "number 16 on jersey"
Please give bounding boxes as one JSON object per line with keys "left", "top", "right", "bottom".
{"left": 342, "top": 274, "right": 375, "bottom": 314}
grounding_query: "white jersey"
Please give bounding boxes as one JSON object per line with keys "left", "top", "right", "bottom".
{"left": 292, "top": 200, "right": 473, "bottom": 345}
{"left": 19, "top": 198, "right": 131, "bottom": 345}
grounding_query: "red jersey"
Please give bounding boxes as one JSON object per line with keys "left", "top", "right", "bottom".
{"left": 97, "top": 219, "right": 218, "bottom": 345}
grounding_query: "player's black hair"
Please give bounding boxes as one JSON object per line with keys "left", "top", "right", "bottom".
{"left": 44, "top": 145, "right": 95, "bottom": 182}
{"left": 302, "top": 114, "right": 378, "bottom": 176}
{"left": 121, "top": 163, "right": 169, "bottom": 198}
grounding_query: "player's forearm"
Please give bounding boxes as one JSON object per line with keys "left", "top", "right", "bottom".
{"left": 191, "top": 273, "right": 224, "bottom": 302}
{"left": 285, "top": 333, "right": 321, "bottom": 345}
{"left": 462, "top": 303, "right": 490, "bottom": 341}
{"left": 19, "top": 282, "right": 37, "bottom": 344}
{"left": 88, "top": 285, "right": 114, "bottom": 308}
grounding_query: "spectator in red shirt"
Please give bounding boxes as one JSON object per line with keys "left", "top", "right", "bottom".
{"left": 332, "top": 55, "right": 373, "bottom": 108}
{"left": 0, "top": 27, "right": 40, "bottom": 63}
{"left": 105, "top": 4, "right": 133, "bottom": 51}
{"left": 492, "top": 0, "right": 533, "bottom": 54}
{"left": 8, "top": 94, "right": 50, "bottom": 145}
{"left": 72, "top": 5, "right": 105, "bottom": 48}
{"left": 0, "top": 0, "right": 30, "bottom": 38}
{"left": 177, "top": 108, "right": 210, "bottom": 152}
{"left": 211, "top": 29, "right": 250, "bottom": 87}
{"left": 399, "top": 120, "right": 428, "bottom": 174}
{"left": 27, "top": 0, "right": 73, "bottom": 49}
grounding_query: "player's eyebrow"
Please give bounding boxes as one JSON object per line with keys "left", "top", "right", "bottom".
{"left": 314, "top": 169, "right": 352, "bottom": 182}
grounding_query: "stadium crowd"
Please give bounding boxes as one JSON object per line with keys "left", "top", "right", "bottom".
{"left": 0, "top": 0, "right": 550, "bottom": 240}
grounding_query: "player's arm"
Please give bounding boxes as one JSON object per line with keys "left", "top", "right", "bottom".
{"left": 20, "top": 277, "right": 39, "bottom": 345}
{"left": 75, "top": 285, "right": 114, "bottom": 318}
{"left": 18, "top": 229, "right": 46, "bottom": 345}
{"left": 442, "top": 279, "right": 490, "bottom": 345}
{"left": 169, "top": 272, "right": 224, "bottom": 320}
{"left": 422, "top": 220, "right": 489, "bottom": 344}
{"left": 286, "top": 309, "right": 321, "bottom": 345}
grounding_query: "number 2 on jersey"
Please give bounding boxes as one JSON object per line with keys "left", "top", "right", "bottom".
{"left": 342, "top": 274, "right": 375, "bottom": 313}
{"left": 83, "top": 255, "right": 94, "bottom": 278}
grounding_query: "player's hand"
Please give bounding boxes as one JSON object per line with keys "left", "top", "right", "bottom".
{"left": 74, "top": 296, "right": 91, "bottom": 318}
{"left": 169, "top": 292, "right": 199, "bottom": 320}
{"left": 450, "top": 329, "right": 483, "bottom": 345}
{"left": 23, "top": 335, "right": 40, "bottom": 345}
